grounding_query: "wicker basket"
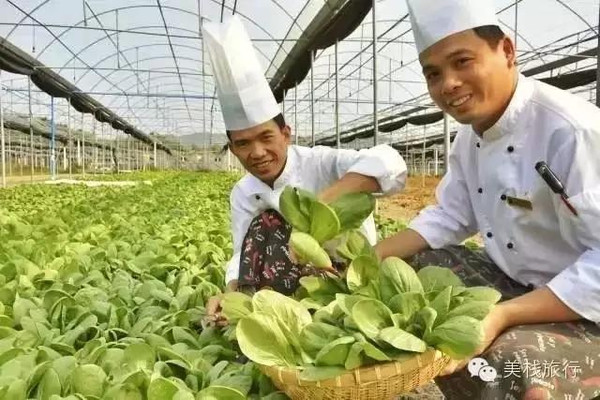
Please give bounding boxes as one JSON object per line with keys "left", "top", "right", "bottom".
{"left": 259, "top": 348, "right": 450, "bottom": 400}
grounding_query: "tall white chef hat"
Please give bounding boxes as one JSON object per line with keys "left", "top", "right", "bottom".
{"left": 406, "top": 0, "right": 500, "bottom": 54}
{"left": 201, "top": 15, "right": 280, "bottom": 131}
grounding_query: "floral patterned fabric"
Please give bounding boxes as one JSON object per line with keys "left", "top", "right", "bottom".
{"left": 237, "top": 209, "right": 340, "bottom": 295}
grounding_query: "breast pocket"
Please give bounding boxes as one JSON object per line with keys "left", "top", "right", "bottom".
{"left": 510, "top": 183, "right": 557, "bottom": 233}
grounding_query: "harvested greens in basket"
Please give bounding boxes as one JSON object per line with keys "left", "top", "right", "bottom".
{"left": 221, "top": 186, "right": 501, "bottom": 381}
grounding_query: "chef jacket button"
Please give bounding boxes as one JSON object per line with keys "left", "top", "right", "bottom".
{"left": 507, "top": 145, "right": 515, "bottom": 153}
{"left": 476, "top": 142, "right": 480, "bottom": 148}
{"left": 507, "top": 242, "right": 514, "bottom": 249}
{"left": 501, "top": 194, "right": 507, "bottom": 201}
{"left": 255, "top": 195, "right": 261, "bottom": 200}
{"left": 486, "top": 232, "right": 493, "bottom": 238}
{"left": 478, "top": 188, "right": 483, "bottom": 194}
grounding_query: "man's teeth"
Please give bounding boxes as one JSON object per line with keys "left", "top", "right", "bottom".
{"left": 449, "top": 95, "right": 470, "bottom": 107}
{"left": 257, "top": 161, "right": 270, "bottom": 167}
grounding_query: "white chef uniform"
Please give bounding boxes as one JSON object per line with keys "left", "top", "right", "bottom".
{"left": 405, "top": 0, "right": 600, "bottom": 323}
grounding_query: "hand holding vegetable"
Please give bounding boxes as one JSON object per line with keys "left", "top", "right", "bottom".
{"left": 204, "top": 280, "right": 240, "bottom": 327}
{"left": 204, "top": 295, "right": 229, "bottom": 327}
{"left": 439, "top": 302, "right": 509, "bottom": 375}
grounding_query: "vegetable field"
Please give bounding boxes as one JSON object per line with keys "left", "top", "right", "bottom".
{"left": 0, "top": 171, "right": 457, "bottom": 399}
{"left": 0, "top": 172, "right": 293, "bottom": 399}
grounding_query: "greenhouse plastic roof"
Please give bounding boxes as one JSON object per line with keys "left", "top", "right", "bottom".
{"left": 0, "top": 0, "right": 598, "bottom": 148}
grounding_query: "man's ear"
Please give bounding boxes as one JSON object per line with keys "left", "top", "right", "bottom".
{"left": 501, "top": 36, "right": 516, "bottom": 68}
{"left": 227, "top": 140, "right": 238, "bottom": 157}
{"left": 282, "top": 125, "right": 292, "bottom": 143}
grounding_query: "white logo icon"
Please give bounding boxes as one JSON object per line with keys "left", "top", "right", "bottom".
{"left": 478, "top": 365, "right": 498, "bottom": 382}
{"left": 468, "top": 357, "right": 497, "bottom": 382}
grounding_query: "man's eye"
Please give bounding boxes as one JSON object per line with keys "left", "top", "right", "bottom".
{"left": 426, "top": 72, "right": 439, "bottom": 81}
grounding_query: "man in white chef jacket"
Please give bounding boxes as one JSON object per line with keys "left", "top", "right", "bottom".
{"left": 200, "top": 16, "right": 407, "bottom": 324}
{"left": 375, "top": 0, "right": 600, "bottom": 398}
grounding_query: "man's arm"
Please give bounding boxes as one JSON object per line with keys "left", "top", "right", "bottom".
{"left": 312, "top": 144, "right": 408, "bottom": 200}
{"left": 318, "top": 172, "right": 381, "bottom": 203}
{"left": 376, "top": 133, "right": 478, "bottom": 260}
{"left": 497, "top": 286, "right": 581, "bottom": 327}
{"left": 541, "top": 129, "right": 600, "bottom": 325}
{"left": 374, "top": 228, "right": 430, "bottom": 260}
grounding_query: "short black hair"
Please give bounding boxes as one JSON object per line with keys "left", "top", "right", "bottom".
{"left": 226, "top": 113, "right": 286, "bottom": 140}
{"left": 473, "top": 25, "right": 505, "bottom": 49}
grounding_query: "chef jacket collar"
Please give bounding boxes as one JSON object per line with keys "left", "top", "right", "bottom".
{"left": 481, "top": 74, "right": 534, "bottom": 142}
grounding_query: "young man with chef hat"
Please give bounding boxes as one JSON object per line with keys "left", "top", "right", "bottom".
{"left": 375, "top": 0, "right": 600, "bottom": 398}
{"left": 200, "top": 16, "right": 407, "bottom": 324}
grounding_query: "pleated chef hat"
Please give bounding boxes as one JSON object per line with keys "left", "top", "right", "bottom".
{"left": 202, "top": 15, "right": 280, "bottom": 131}
{"left": 406, "top": 0, "right": 499, "bottom": 54}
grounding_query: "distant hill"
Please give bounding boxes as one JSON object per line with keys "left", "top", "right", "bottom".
{"left": 177, "top": 132, "right": 228, "bottom": 146}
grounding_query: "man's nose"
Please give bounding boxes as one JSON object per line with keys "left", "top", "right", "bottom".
{"left": 441, "top": 71, "right": 462, "bottom": 96}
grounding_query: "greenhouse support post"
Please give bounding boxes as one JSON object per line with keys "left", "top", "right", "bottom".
{"left": 68, "top": 97, "right": 72, "bottom": 178}
{"left": 82, "top": 116, "right": 87, "bottom": 175}
{"left": 444, "top": 113, "right": 450, "bottom": 174}
{"left": 0, "top": 71, "right": 5, "bottom": 188}
{"left": 372, "top": 0, "right": 378, "bottom": 146}
{"left": 28, "top": 77, "right": 34, "bottom": 181}
{"left": 335, "top": 40, "right": 340, "bottom": 149}
{"left": 50, "top": 96, "right": 56, "bottom": 180}
{"left": 310, "top": 50, "right": 315, "bottom": 147}
{"left": 596, "top": 1, "right": 599, "bottom": 107}
{"left": 294, "top": 84, "right": 298, "bottom": 145}
{"left": 153, "top": 142, "right": 157, "bottom": 169}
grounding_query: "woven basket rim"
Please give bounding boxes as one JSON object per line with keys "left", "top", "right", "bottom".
{"left": 259, "top": 348, "right": 449, "bottom": 388}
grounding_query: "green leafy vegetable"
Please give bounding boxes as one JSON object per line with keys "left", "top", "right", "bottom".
{"left": 351, "top": 299, "right": 394, "bottom": 340}
{"left": 236, "top": 312, "right": 297, "bottom": 367}
{"left": 220, "top": 292, "right": 252, "bottom": 324}
{"left": 309, "top": 202, "right": 341, "bottom": 244}
{"left": 378, "top": 327, "right": 427, "bottom": 353}
{"left": 380, "top": 257, "right": 424, "bottom": 301}
{"left": 328, "top": 192, "right": 375, "bottom": 231}
{"left": 417, "top": 266, "right": 465, "bottom": 293}
{"left": 279, "top": 186, "right": 311, "bottom": 232}
{"left": 346, "top": 255, "right": 379, "bottom": 293}
{"left": 289, "top": 232, "right": 332, "bottom": 270}
{"left": 426, "top": 316, "right": 484, "bottom": 359}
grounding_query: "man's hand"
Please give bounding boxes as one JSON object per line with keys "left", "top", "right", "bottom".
{"left": 204, "top": 295, "right": 230, "bottom": 327}
{"left": 438, "top": 286, "right": 583, "bottom": 376}
{"left": 439, "top": 304, "right": 509, "bottom": 376}
{"left": 203, "top": 280, "right": 239, "bottom": 327}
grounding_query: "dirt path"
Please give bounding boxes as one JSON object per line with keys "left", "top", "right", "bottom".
{"left": 1, "top": 173, "right": 86, "bottom": 187}
{"left": 379, "top": 176, "right": 441, "bottom": 222}
{"left": 378, "top": 175, "right": 483, "bottom": 248}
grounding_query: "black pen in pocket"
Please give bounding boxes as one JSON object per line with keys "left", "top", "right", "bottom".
{"left": 535, "top": 161, "right": 578, "bottom": 217}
